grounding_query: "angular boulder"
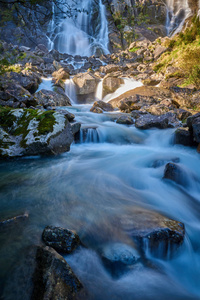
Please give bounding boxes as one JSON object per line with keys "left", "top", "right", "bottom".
{"left": 116, "top": 115, "right": 134, "bottom": 125}
{"left": 187, "top": 112, "right": 200, "bottom": 143}
{"left": 102, "top": 76, "right": 124, "bottom": 97}
{"left": 135, "top": 112, "right": 180, "bottom": 129}
{"left": 34, "top": 89, "right": 71, "bottom": 108}
{"left": 0, "top": 107, "right": 74, "bottom": 158}
{"left": 42, "top": 226, "right": 81, "bottom": 254}
{"left": 90, "top": 100, "right": 114, "bottom": 113}
{"left": 73, "top": 72, "right": 99, "bottom": 102}
{"left": 174, "top": 128, "right": 196, "bottom": 147}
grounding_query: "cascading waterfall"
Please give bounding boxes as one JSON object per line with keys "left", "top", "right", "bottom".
{"left": 48, "top": 0, "right": 110, "bottom": 56}
{"left": 165, "top": 0, "right": 191, "bottom": 35}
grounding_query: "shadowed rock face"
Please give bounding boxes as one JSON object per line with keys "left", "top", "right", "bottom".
{"left": 3, "top": 245, "right": 83, "bottom": 300}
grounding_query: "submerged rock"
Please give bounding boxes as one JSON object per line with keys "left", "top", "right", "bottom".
{"left": 100, "top": 242, "right": 140, "bottom": 278}
{"left": 116, "top": 207, "right": 185, "bottom": 258}
{"left": 135, "top": 112, "right": 180, "bottom": 129}
{"left": 42, "top": 226, "right": 81, "bottom": 254}
{"left": 0, "top": 212, "right": 28, "bottom": 227}
{"left": 0, "top": 107, "right": 74, "bottom": 158}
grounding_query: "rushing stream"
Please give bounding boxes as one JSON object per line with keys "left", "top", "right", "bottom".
{"left": 1, "top": 98, "right": 200, "bottom": 299}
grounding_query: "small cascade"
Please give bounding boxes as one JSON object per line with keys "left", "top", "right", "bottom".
{"left": 65, "top": 79, "right": 77, "bottom": 104}
{"left": 166, "top": 0, "right": 191, "bottom": 36}
{"left": 95, "top": 79, "right": 103, "bottom": 101}
{"left": 48, "top": 0, "right": 110, "bottom": 56}
{"left": 75, "top": 127, "right": 99, "bottom": 143}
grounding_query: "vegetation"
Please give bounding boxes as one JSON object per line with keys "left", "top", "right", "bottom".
{"left": 153, "top": 16, "right": 200, "bottom": 88}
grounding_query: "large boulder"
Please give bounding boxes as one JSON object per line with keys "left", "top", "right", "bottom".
{"left": 102, "top": 75, "right": 124, "bottom": 97}
{"left": 42, "top": 226, "right": 81, "bottom": 254}
{"left": 0, "top": 107, "right": 75, "bottom": 158}
{"left": 135, "top": 112, "right": 180, "bottom": 129}
{"left": 3, "top": 246, "right": 83, "bottom": 300}
{"left": 34, "top": 89, "right": 71, "bottom": 108}
{"left": 116, "top": 115, "right": 134, "bottom": 125}
{"left": 73, "top": 72, "right": 99, "bottom": 103}
{"left": 116, "top": 207, "right": 185, "bottom": 258}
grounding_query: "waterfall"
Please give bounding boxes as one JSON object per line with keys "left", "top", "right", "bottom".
{"left": 166, "top": 0, "right": 191, "bottom": 36}
{"left": 65, "top": 79, "right": 77, "bottom": 104}
{"left": 48, "top": 0, "right": 110, "bottom": 56}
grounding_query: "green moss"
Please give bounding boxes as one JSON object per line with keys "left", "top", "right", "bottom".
{"left": 0, "top": 107, "right": 56, "bottom": 148}
{"left": 129, "top": 47, "right": 140, "bottom": 53}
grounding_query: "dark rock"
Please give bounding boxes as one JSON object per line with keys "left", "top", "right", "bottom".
{"left": 117, "top": 207, "right": 185, "bottom": 258}
{"left": 90, "top": 100, "right": 114, "bottom": 112}
{"left": 55, "top": 109, "right": 75, "bottom": 122}
{"left": 174, "top": 127, "right": 196, "bottom": 147}
{"left": 42, "top": 226, "right": 81, "bottom": 254}
{"left": 34, "top": 89, "right": 71, "bottom": 108}
{"left": 135, "top": 112, "right": 180, "bottom": 129}
{"left": 163, "top": 162, "right": 188, "bottom": 186}
{"left": 187, "top": 112, "right": 200, "bottom": 143}
{"left": 71, "top": 122, "right": 81, "bottom": 135}
{"left": 3, "top": 245, "right": 83, "bottom": 300}
{"left": 116, "top": 115, "right": 134, "bottom": 125}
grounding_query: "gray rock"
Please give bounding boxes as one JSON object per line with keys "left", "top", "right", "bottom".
{"left": 42, "top": 226, "right": 81, "bottom": 254}
{"left": 34, "top": 89, "right": 71, "bottom": 108}
{"left": 187, "top": 112, "right": 200, "bottom": 143}
{"left": 102, "top": 76, "right": 124, "bottom": 97}
{"left": 116, "top": 115, "right": 134, "bottom": 125}
{"left": 0, "top": 108, "right": 74, "bottom": 158}
{"left": 135, "top": 112, "right": 180, "bottom": 129}
{"left": 90, "top": 100, "right": 114, "bottom": 112}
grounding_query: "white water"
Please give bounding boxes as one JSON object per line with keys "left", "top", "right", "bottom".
{"left": 100, "top": 78, "right": 143, "bottom": 103}
{"left": 166, "top": 0, "right": 191, "bottom": 35}
{"left": 48, "top": 0, "right": 110, "bottom": 56}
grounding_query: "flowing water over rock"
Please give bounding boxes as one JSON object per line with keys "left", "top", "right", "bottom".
{"left": 166, "top": 0, "right": 191, "bottom": 35}
{"left": 48, "top": 0, "right": 110, "bottom": 56}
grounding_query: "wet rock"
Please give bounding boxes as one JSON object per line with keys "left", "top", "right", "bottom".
{"left": 163, "top": 163, "right": 188, "bottom": 186}
{"left": 0, "top": 108, "right": 74, "bottom": 158}
{"left": 116, "top": 115, "right": 134, "bottom": 125}
{"left": 135, "top": 112, "right": 180, "bottom": 129}
{"left": 117, "top": 207, "right": 185, "bottom": 258}
{"left": 187, "top": 112, "right": 200, "bottom": 143}
{"left": 90, "top": 100, "right": 114, "bottom": 112}
{"left": 34, "top": 89, "right": 71, "bottom": 108}
{"left": 71, "top": 122, "right": 81, "bottom": 135}
{"left": 174, "top": 128, "right": 196, "bottom": 147}
{"left": 3, "top": 245, "right": 83, "bottom": 300}
{"left": 100, "top": 242, "right": 140, "bottom": 278}
{"left": 55, "top": 109, "right": 75, "bottom": 122}
{"left": 42, "top": 226, "right": 81, "bottom": 254}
